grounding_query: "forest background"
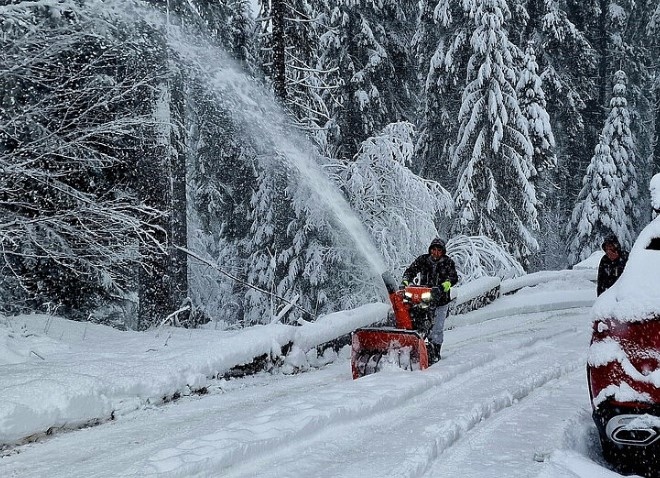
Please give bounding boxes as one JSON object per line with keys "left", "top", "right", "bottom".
{"left": 1, "top": 0, "right": 658, "bottom": 330}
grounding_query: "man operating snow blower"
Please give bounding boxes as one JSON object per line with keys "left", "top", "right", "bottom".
{"left": 350, "top": 237, "right": 459, "bottom": 378}
{"left": 401, "top": 238, "right": 458, "bottom": 362}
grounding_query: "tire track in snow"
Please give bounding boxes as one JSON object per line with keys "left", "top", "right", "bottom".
{"left": 141, "top": 322, "right": 584, "bottom": 477}
{"left": 415, "top": 356, "right": 585, "bottom": 478}
{"left": 423, "top": 367, "right": 591, "bottom": 478}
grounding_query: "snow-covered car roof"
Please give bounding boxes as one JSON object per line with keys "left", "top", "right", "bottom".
{"left": 592, "top": 214, "right": 660, "bottom": 322}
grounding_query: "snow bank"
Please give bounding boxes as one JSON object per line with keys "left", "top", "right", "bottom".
{"left": 0, "top": 305, "right": 390, "bottom": 446}
{"left": 453, "top": 276, "right": 500, "bottom": 304}
{"left": 501, "top": 269, "right": 596, "bottom": 295}
{"left": 293, "top": 303, "right": 389, "bottom": 351}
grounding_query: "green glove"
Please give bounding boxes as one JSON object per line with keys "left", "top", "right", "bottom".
{"left": 401, "top": 279, "right": 409, "bottom": 289}
{"left": 441, "top": 281, "right": 451, "bottom": 293}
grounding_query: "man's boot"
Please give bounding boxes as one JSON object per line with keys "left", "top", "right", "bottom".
{"left": 428, "top": 342, "right": 442, "bottom": 364}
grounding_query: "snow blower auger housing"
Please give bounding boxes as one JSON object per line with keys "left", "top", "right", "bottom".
{"left": 351, "top": 272, "right": 430, "bottom": 379}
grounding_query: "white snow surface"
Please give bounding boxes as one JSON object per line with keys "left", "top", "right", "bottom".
{"left": 0, "top": 270, "right": 644, "bottom": 478}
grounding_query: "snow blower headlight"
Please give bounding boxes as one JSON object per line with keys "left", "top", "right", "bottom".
{"left": 421, "top": 291, "right": 432, "bottom": 302}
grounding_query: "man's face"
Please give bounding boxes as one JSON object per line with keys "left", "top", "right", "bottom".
{"left": 604, "top": 245, "right": 619, "bottom": 261}
{"left": 430, "top": 247, "right": 444, "bottom": 260}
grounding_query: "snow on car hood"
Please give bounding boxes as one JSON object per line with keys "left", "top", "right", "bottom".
{"left": 592, "top": 215, "right": 660, "bottom": 322}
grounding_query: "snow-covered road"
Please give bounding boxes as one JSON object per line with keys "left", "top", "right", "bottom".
{"left": 3, "top": 295, "right": 618, "bottom": 478}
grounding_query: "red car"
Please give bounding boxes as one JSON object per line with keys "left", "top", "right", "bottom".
{"left": 588, "top": 221, "right": 660, "bottom": 474}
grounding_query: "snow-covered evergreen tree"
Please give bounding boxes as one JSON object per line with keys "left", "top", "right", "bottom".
{"left": 516, "top": 42, "right": 560, "bottom": 270}
{"left": 451, "top": 0, "right": 539, "bottom": 265}
{"left": 567, "top": 70, "right": 638, "bottom": 263}
{"left": 257, "top": 0, "right": 331, "bottom": 142}
{"left": 226, "top": 0, "right": 258, "bottom": 71}
{"left": 523, "top": 0, "right": 599, "bottom": 206}
{"left": 185, "top": 82, "right": 259, "bottom": 325}
{"left": 516, "top": 43, "right": 556, "bottom": 175}
{"left": 414, "top": 0, "right": 473, "bottom": 180}
{"left": 318, "top": 0, "right": 417, "bottom": 160}
{"left": 242, "top": 153, "right": 347, "bottom": 325}
{"left": 243, "top": 160, "right": 291, "bottom": 325}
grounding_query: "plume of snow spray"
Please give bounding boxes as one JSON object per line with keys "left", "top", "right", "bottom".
{"left": 135, "top": 3, "right": 387, "bottom": 279}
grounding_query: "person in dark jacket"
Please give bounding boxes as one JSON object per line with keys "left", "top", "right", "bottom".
{"left": 401, "top": 238, "right": 459, "bottom": 362}
{"left": 597, "top": 235, "right": 629, "bottom": 296}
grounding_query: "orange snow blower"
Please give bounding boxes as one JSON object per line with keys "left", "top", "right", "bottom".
{"left": 351, "top": 272, "right": 431, "bottom": 379}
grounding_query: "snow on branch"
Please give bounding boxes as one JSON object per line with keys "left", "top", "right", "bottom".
{"left": 338, "top": 122, "right": 453, "bottom": 275}
{"left": 447, "top": 235, "right": 525, "bottom": 282}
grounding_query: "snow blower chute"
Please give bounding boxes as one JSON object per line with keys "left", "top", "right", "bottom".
{"left": 351, "top": 272, "right": 430, "bottom": 379}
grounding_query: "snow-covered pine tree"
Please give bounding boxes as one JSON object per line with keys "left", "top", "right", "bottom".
{"left": 243, "top": 159, "right": 291, "bottom": 325}
{"left": 242, "top": 154, "right": 347, "bottom": 325}
{"left": 338, "top": 122, "right": 454, "bottom": 275}
{"left": 516, "top": 43, "right": 556, "bottom": 175}
{"left": 567, "top": 70, "right": 638, "bottom": 263}
{"left": 277, "top": 172, "right": 350, "bottom": 318}
{"left": 414, "top": 0, "right": 473, "bottom": 180}
{"left": 185, "top": 80, "right": 260, "bottom": 325}
{"left": 604, "top": 71, "right": 639, "bottom": 231}
{"left": 257, "top": 0, "right": 332, "bottom": 145}
{"left": 318, "top": 0, "right": 417, "bottom": 160}
{"left": 516, "top": 42, "right": 561, "bottom": 270}
{"left": 522, "top": 0, "right": 599, "bottom": 214}
{"left": 451, "top": 0, "right": 539, "bottom": 265}
{"left": 588, "top": 0, "right": 643, "bottom": 116}
{"left": 226, "top": 0, "right": 258, "bottom": 71}
{"left": 603, "top": 0, "right": 654, "bottom": 197}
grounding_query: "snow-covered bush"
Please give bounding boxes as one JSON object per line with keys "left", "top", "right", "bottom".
{"left": 447, "top": 235, "right": 525, "bottom": 282}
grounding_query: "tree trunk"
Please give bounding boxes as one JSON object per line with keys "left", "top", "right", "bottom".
{"left": 169, "top": 69, "right": 189, "bottom": 313}
{"left": 598, "top": 0, "right": 609, "bottom": 113}
{"left": 271, "top": 0, "right": 287, "bottom": 100}
{"left": 137, "top": 116, "right": 173, "bottom": 330}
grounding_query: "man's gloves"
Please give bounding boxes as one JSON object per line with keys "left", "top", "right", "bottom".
{"left": 430, "top": 282, "right": 452, "bottom": 305}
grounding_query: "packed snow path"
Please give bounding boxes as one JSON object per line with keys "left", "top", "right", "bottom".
{"left": 2, "top": 306, "right": 610, "bottom": 478}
